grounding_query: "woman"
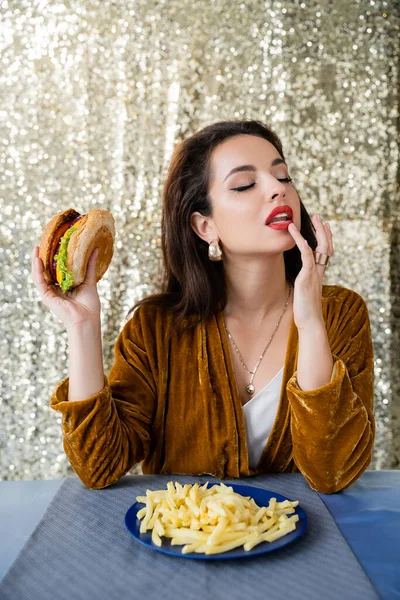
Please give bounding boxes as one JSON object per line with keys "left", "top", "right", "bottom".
{"left": 31, "top": 120, "right": 375, "bottom": 494}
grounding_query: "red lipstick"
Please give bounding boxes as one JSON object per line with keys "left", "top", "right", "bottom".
{"left": 265, "top": 204, "right": 293, "bottom": 230}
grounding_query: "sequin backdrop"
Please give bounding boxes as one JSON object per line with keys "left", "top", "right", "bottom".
{"left": 0, "top": 0, "right": 399, "bottom": 480}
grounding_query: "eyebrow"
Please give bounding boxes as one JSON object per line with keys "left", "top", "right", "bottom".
{"left": 223, "top": 158, "right": 286, "bottom": 182}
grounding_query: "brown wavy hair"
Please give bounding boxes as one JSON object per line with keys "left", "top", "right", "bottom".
{"left": 130, "top": 120, "right": 317, "bottom": 327}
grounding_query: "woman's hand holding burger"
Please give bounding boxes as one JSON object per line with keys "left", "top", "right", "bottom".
{"left": 32, "top": 208, "right": 115, "bottom": 401}
{"left": 31, "top": 245, "right": 101, "bottom": 329}
{"left": 31, "top": 207, "right": 115, "bottom": 329}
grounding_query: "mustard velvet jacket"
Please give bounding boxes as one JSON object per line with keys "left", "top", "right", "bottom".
{"left": 50, "top": 284, "right": 375, "bottom": 494}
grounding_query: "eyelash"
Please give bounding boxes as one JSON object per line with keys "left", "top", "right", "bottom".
{"left": 231, "top": 178, "right": 293, "bottom": 192}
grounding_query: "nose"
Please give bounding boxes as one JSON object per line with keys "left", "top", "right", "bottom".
{"left": 268, "top": 181, "right": 286, "bottom": 202}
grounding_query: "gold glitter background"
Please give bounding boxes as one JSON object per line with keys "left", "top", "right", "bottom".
{"left": 1, "top": 0, "right": 399, "bottom": 480}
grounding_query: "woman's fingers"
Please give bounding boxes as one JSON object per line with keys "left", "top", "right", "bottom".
{"left": 323, "top": 221, "right": 334, "bottom": 257}
{"left": 31, "top": 246, "right": 62, "bottom": 304}
{"left": 84, "top": 248, "right": 99, "bottom": 285}
{"left": 312, "top": 214, "right": 330, "bottom": 251}
{"left": 31, "top": 246, "right": 102, "bottom": 328}
{"left": 287, "top": 223, "right": 315, "bottom": 270}
{"left": 32, "top": 247, "right": 48, "bottom": 294}
{"left": 311, "top": 214, "right": 333, "bottom": 272}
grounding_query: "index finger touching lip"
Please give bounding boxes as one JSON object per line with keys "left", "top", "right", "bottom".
{"left": 287, "top": 222, "right": 311, "bottom": 252}
{"left": 288, "top": 222, "right": 300, "bottom": 236}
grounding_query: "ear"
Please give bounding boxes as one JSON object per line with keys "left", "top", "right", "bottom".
{"left": 190, "top": 212, "right": 217, "bottom": 243}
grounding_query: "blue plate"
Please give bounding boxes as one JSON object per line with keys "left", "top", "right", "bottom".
{"left": 125, "top": 482, "right": 308, "bottom": 560}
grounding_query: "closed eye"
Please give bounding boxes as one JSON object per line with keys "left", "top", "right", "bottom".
{"left": 231, "top": 183, "right": 256, "bottom": 192}
{"left": 231, "top": 177, "right": 292, "bottom": 192}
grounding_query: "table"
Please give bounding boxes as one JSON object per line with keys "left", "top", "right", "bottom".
{"left": 1, "top": 470, "right": 399, "bottom": 599}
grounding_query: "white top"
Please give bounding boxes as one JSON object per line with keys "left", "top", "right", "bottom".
{"left": 242, "top": 366, "right": 284, "bottom": 469}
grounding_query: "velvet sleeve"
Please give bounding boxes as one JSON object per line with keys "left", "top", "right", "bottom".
{"left": 50, "top": 307, "right": 157, "bottom": 490}
{"left": 286, "top": 292, "right": 375, "bottom": 494}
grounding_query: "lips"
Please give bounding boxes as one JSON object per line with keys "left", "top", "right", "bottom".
{"left": 265, "top": 204, "right": 293, "bottom": 226}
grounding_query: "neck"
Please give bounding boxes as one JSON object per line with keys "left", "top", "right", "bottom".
{"left": 223, "top": 254, "right": 291, "bottom": 325}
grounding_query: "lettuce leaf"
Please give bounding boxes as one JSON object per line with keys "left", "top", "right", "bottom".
{"left": 54, "top": 224, "right": 78, "bottom": 292}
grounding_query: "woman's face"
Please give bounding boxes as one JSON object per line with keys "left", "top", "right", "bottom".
{"left": 207, "top": 134, "right": 300, "bottom": 257}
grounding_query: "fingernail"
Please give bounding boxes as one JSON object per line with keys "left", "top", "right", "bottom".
{"left": 316, "top": 214, "right": 321, "bottom": 222}
{"left": 290, "top": 222, "right": 297, "bottom": 229}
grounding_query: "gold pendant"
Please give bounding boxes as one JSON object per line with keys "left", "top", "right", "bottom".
{"left": 246, "top": 383, "right": 255, "bottom": 395}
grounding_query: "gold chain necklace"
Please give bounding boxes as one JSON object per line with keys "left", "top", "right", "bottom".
{"left": 224, "top": 284, "right": 293, "bottom": 396}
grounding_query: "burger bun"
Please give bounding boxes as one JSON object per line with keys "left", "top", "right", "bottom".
{"left": 39, "top": 208, "right": 115, "bottom": 291}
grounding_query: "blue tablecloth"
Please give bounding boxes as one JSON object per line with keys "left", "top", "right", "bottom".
{"left": 0, "top": 470, "right": 399, "bottom": 599}
{"left": 319, "top": 470, "right": 400, "bottom": 599}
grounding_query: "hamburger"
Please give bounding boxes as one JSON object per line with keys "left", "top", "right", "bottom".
{"left": 39, "top": 208, "right": 115, "bottom": 292}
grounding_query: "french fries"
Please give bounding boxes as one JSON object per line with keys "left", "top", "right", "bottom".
{"left": 136, "top": 482, "right": 300, "bottom": 555}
